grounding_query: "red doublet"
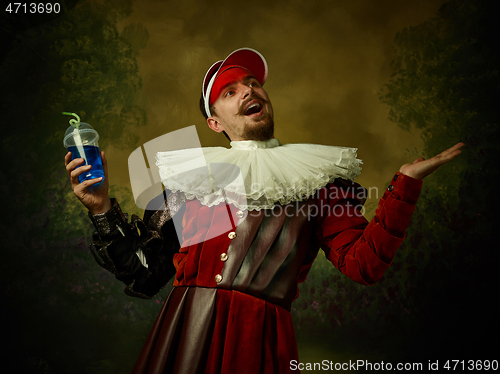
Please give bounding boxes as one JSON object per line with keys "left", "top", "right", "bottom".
{"left": 132, "top": 172, "right": 422, "bottom": 374}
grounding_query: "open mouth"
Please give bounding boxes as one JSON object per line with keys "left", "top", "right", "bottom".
{"left": 243, "top": 101, "right": 263, "bottom": 116}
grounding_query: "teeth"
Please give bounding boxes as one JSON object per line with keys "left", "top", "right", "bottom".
{"left": 245, "top": 103, "right": 262, "bottom": 115}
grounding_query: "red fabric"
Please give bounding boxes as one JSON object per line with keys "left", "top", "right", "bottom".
{"left": 133, "top": 287, "right": 299, "bottom": 374}
{"left": 137, "top": 172, "right": 422, "bottom": 373}
{"left": 209, "top": 66, "right": 253, "bottom": 105}
{"left": 205, "top": 289, "right": 298, "bottom": 374}
{"left": 316, "top": 172, "right": 422, "bottom": 285}
{"left": 174, "top": 199, "right": 237, "bottom": 288}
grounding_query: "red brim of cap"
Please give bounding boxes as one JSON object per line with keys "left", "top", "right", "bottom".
{"left": 209, "top": 66, "right": 253, "bottom": 105}
{"left": 202, "top": 48, "right": 268, "bottom": 117}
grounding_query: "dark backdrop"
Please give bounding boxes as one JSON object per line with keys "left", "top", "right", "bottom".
{"left": 1, "top": 0, "right": 498, "bottom": 372}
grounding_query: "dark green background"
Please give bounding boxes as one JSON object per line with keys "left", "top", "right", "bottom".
{"left": 1, "top": 0, "right": 498, "bottom": 372}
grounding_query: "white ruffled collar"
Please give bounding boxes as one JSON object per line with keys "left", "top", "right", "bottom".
{"left": 155, "top": 139, "right": 362, "bottom": 211}
{"left": 230, "top": 138, "right": 281, "bottom": 150}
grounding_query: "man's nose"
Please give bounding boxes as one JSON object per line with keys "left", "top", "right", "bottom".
{"left": 242, "top": 84, "right": 253, "bottom": 98}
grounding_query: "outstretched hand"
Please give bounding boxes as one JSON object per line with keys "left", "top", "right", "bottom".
{"left": 399, "top": 142, "right": 465, "bottom": 180}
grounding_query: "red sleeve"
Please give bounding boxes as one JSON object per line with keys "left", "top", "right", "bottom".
{"left": 316, "top": 172, "right": 423, "bottom": 285}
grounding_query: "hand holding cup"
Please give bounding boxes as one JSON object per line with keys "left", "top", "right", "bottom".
{"left": 65, "top": 151, "right": 112, "bottom": 214}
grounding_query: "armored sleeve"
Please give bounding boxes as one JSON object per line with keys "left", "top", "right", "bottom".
{"left": 88, "top": 191, "right": 185, "bottom": 299}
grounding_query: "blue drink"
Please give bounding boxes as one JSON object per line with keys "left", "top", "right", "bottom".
{"left": 63, "top": 119, "right": 104, "bottom": 186}
{"left": 68, "top": 145, "right": 105, "bottom": 185}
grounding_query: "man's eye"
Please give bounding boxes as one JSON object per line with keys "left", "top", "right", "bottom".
{"left": 224, "top": 90, "right": 234, "bottom": 97}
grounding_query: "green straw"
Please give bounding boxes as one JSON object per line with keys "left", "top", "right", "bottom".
{"left": 62, "top": 112, "right": 81, "bottom": 129}
{"left": 62, "top": 112, "right": 87, "bottom": 164}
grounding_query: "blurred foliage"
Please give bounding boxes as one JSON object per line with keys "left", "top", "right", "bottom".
{"left": 0, "top": 0, "right": 156, "bottom": 372}
{"left": 1, "top": 0, "right": 498, "bottom": 372}
{"left": 293, "top": 0, "right": 499, "bottom": 364}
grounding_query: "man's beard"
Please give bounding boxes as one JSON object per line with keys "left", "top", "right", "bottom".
{"left": 238, "top": 95, "right": 274, "bottom": 141}
{"left": 241, "top": 113, "right": 274, "bottom": 141}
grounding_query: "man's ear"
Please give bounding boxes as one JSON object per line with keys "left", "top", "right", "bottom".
{"left": 207, "top": 117, "right": 225, "bottom": 133}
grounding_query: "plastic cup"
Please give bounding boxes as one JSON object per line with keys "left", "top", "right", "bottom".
{"left": 63, "top": 122, "right": 105, "bottom": 186}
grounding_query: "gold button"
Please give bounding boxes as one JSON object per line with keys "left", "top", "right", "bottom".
{"left": 215, "top": 274, "right": 223, "bottom": 283}
{"left": 220, "top": 253, "right": 228, "bottom": 262}
{"left": 228, "top": 232, "right": 237, "bottom": 239}
{"left": 236, "top": 210, "right": 244, "bottom": 219}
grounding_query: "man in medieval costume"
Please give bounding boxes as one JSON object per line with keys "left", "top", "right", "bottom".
{"left": 65, "top": 48, "right": 463, "bottom": 373}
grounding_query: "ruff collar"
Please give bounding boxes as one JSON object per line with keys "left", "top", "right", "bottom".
{"left": 155, "top": 138, "right": 362, "bottom": 211}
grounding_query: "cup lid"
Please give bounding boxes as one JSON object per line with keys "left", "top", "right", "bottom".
{"left": 63, "top": 122, "right": 99, "bottom": 147}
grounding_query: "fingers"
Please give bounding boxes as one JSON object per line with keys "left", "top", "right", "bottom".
{"left": 450, "top": 142, "right": 465, "bottom": 151}
{"left": 437, "top": 142, "right": 465, "bottom": 158}
{"left": 434, "top": 142, "right": 464, "bottom": 166}
{"left": 65, "top": 155, "right": 84, "bottom": 174}
{"left": 65, "top": 155, "right": 90, "bottom": 189}
{"left": 65, "top": 151, "right": 109, "bottom": 213}
{"left": 101, "top": 151, "right": 109, "bottom": 180}
{"left": 66, "top": 151, "right": 108, "bottom": 184}
{"left": 73, "top": 177, "right": 103, "bottom": 202}
{"left": 71, "top": 164, "right": 92, "bottom": 181}
{"left": 64, "top": 151, "right": 72, "bottom": 167}
{"left": 74, "top": 177, "right": 103, "bottom": 193}
{"left": 400, "top": 142, "right": 464, "bottom": 179}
